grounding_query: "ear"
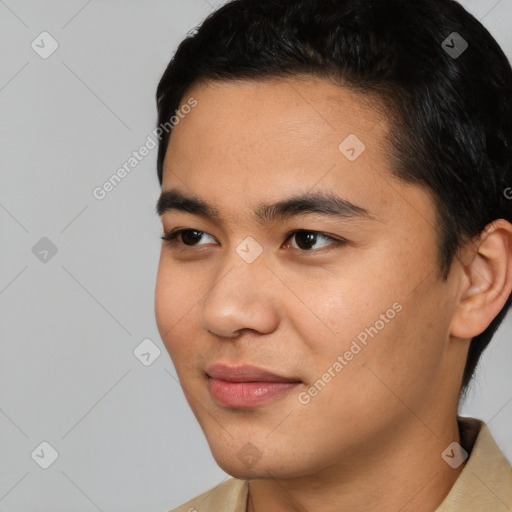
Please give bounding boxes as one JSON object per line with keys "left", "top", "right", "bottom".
{"left": 450, "top": 219, "right": 512, "bottom": 339}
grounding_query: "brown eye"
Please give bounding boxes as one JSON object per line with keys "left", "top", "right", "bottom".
{"left": 294, "top": 231, "right": 317, "bottom": 250}
{"left": 286, "top": 230, "right": 343, "bottom": 251}
{"left": 161, "top": 229, "right": 216, "bottom": 247}
{"left": 180, "top": 230, "right": 205, "bottom": 246}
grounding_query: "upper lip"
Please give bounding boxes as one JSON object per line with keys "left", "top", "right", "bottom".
{"left": 206, "top": 364, "right": 301, "bottom": 383}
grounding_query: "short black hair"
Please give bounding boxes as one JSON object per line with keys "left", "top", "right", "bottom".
{"left": 155, "top": 0, "right": 512, "bottom": 394}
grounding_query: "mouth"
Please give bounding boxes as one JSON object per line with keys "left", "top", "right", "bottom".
{"left": 205, "top": 363, "right": 302, "bottom": 408}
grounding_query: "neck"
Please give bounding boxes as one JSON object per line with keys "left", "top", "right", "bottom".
{"left": 246, "top": 416, "right": 465, "bottom": 512}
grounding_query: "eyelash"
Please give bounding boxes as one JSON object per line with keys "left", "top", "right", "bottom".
{"left": 160, "top": 228, "right": 346, "bottom": 253}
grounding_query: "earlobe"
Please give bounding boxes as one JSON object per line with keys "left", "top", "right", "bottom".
{"left": 450, "top": 219, "right": 512, "bottom": 340}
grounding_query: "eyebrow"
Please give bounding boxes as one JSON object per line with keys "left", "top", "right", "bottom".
{"left": 156, "top": 189, "right": 373, "bottom": 225}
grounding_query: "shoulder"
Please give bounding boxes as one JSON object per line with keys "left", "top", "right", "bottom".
{"left": 170, "top": 478, "right": 249, "bottom": 512}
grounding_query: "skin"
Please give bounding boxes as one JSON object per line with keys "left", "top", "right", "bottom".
{"left": 154, "top": 76, "right": 512, "bottom": 512}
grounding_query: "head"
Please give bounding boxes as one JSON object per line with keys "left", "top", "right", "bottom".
{"left": 154, "top": 0, "right": 512, "bottom": 480}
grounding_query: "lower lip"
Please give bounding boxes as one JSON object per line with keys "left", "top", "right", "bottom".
{"left": 208, "top": 378, "right": 300, "bottom": 408}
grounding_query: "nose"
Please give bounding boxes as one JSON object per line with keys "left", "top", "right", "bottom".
{"left": 200, "top": 253, "right": 280, "bottom": 339}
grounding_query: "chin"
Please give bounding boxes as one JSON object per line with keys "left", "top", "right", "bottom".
{"left": 215, "top": 460, "right": 292, "bottom": 481}
{"left": 209, "top": 443, "right": 303, "bottom": 481}
{"left": 217, "top": 463, "right": 264, "bottom": 480}
{"left": 208, "top": 445, "right": 264, "bottom": 478}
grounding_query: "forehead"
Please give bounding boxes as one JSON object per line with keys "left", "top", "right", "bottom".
{"left": 167, "top": 76, "right": 386, "bottom": 157}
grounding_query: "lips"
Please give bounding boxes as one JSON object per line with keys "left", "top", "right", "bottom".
{"left": 206, "top": 364, "right": 301, "bottom": 408}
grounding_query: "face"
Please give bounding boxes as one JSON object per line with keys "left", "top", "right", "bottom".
{"left": 155, "top": 76, "right": 465, "bottom": 480}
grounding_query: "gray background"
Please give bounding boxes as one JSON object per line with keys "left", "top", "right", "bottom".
{"left": 0, "top": 1, "right": 511, "bottom": 511}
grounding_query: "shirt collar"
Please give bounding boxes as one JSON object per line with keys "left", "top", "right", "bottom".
{"left": 433, "top": 416, "right": 512, "bottom": 511}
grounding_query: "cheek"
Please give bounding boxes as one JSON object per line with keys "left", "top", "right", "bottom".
{"left": 154, "top": 261, "right": 175, "bottom": 343}
{"left": 288, "top": 263, "right": 395, "bottom": 360}
{"left": 289, "top": 240, "right": 441, "bottom": 388}
{"left": 330, "top": 283, "right": 452, "bottom": 416}
{"left": 154, "top": 257, "right": 199, "bottom": 360}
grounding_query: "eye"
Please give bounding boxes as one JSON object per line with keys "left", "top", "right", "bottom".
{"left": 161, "top": 228, "right": 345, "bottom": 252}
{"left": 284, "top": 230, "right": 344, "bottom": 251}
{"left": 161, "top": 229, "right": 216, "bottom": 247}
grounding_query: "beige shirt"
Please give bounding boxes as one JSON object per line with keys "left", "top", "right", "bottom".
{"left": 171, "top": 417, "right": 512, "bottom": 511}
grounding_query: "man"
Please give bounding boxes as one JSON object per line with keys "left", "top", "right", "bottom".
{"left": 154, "top": 0, "right": 512, "bottom": 510}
